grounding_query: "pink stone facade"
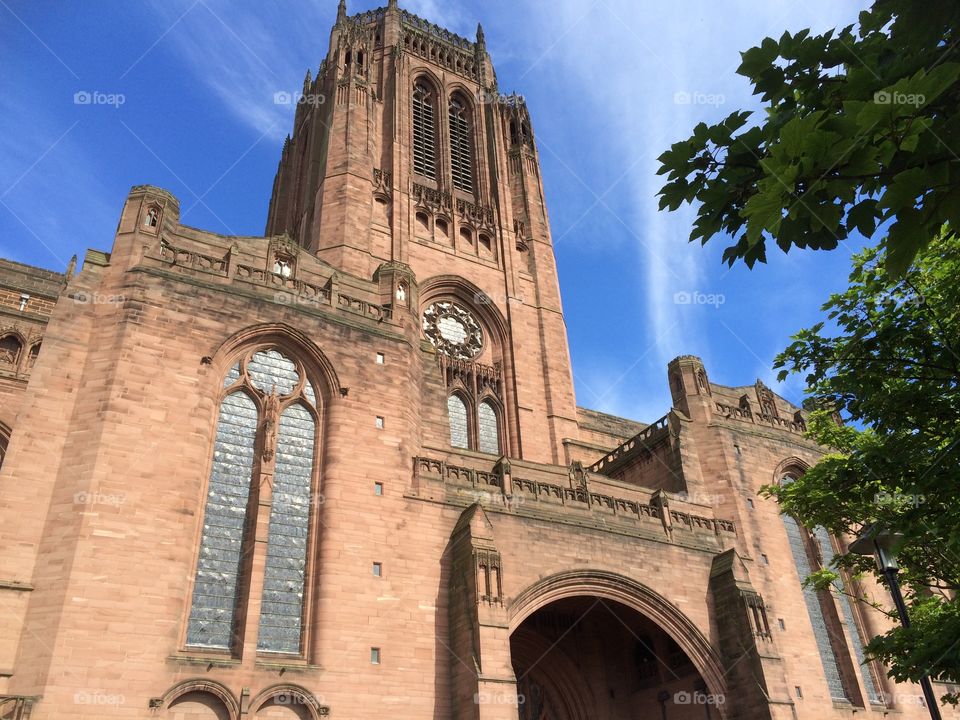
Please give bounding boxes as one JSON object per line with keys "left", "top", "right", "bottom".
{"left": 0, "top": 3, "right": 952, "bottom": 719}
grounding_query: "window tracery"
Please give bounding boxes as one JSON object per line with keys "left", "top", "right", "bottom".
{"left": 186, "top": 347, "right": 320, "bottom": 655}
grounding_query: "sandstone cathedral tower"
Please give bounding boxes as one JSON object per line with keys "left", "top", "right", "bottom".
{"left": 0, "top": 3, "right": 951, "bottom": 719}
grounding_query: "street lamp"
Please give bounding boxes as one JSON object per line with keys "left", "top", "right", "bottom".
{"left": 849, "top": 523, "right": 942, "bottom": 720}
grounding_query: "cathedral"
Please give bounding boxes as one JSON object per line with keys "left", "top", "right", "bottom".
{"left": 0, "top": 2, "right": 950, "bottom": 719}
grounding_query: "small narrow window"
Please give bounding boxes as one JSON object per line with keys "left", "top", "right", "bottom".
{"left": 371, "top": 647, "right": 381, "bottom": 664}
{"left": 459, "top": 227, "right": 473, "bottom": 245}
{"left": 795, "top": 686, "right": 803, "bottom": 699}
{"left": 435, "top": 218, "right": 449, "bottom": 237}
{"left": 376, "top": 416, "right": 384, "bottom": 429}
{"left": 372, "top": 562, "right": 382, "bottom": 577}
{"left": 416, "top": 211, "right": 430, "bottom": 232}
{"left": 778, "top": 618, "right": 786, "bottom": 630}
{"left": 376, "top": 352, "right": 385, "bottom": 365}
{"left": 760, "top": 553, "right": 769, "bottom": 565}
{"left": 747, "top": 497, "right": 754, "bottom": 509}
{"left": 374, "top": 482, "right": 383, "bottom": 496}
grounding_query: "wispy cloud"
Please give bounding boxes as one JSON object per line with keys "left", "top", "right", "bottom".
{"left": 511, "top": 0, "right": 868, "bottom": 418}
{"left": 139, "top": 0, "right": 332, "bottom": 140}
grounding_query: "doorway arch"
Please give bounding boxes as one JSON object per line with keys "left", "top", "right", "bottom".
{"left": 509, "top": 570, "right": 728, "bottom": 720}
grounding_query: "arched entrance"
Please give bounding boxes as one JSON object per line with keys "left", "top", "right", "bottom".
{"left": 509, "top": 572, "right": 728, "bottom": 720}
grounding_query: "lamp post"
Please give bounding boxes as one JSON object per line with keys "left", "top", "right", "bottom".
{"left": 849, "top": 524, "right": 942, "bottom": 720}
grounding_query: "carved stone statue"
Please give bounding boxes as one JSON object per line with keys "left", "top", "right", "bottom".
{"left": 262, "top": 389, "right": 281, "bottom": 462}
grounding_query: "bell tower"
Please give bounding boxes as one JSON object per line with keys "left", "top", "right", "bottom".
{"left": 265, "top": 0, "right": 578, "bottom": 464}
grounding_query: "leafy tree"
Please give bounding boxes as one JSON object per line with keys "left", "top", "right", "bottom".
{"left": 764, "top": 233, "right": 960, "bottom": 702}
{"left": 657, "top": 0, "right": 960, "bottom": 276}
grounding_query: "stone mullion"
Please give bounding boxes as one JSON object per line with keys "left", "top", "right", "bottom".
{"left": 471, "top": 364, "right": 479, "bottom": 449}
{"left": 239, "top": 396, "right": 279, "bottom": 660}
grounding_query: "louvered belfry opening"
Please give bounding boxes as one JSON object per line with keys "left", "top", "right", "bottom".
{"left": 412, "top": 80, "right": 438, "bottom": 179}
{"left": 449, "top": 95, "right": 473, "bottom": 192}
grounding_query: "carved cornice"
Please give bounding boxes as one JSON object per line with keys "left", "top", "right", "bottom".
{"left": 413, "top": 456, "right": 736, "bottom": 541}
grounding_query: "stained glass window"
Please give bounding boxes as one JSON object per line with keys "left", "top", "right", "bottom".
{"left": 187, "top": 348, "right": 319, "bottom": 655}
{"left": 448, "top": 395, "right": 469, "bottom": 449}
{"left": 186, "top": 391, "right": 258, "bottom": 649}
{"left": 258, "top": 403, "right": 315, "bottom": 653}
{"left": 813, "top": 527, "right": 883, "bottom": 703}
{"left": 248, "top": 349, "right": 299, "bottom": 395}
{"left": 478, "top": 401, "right": 499, "bottom": 454}
{"left": 782, "top": 512, "right": 849, "bottom": 700}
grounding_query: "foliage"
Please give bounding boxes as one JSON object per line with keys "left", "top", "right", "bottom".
{"left": 657, "top": 0, "right": 960, "bottom": 276}
{"left": 763, "top": 233, "right": 960, "bottom": 701}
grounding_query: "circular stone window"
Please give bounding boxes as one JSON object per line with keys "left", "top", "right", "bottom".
{"left": 422, "top": 301, "right": 483, "bottom": 359}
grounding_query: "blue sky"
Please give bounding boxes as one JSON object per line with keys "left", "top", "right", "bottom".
{"left": 0, "top": 0, "right": 870, "bottom": 423}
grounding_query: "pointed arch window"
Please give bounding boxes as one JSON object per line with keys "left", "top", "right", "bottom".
{"left": 781, "top": 511, "right": 849, "bottom": 700}
{"left": 186, "top": 348, "right": 320, "bottom": 655}
{"left": 0, "top": 335, "right": 22, "bottom": 366}
{"left": 812, "top": 527, "right": 884, "bottom": 703}
{"left": 447, "top": 394, "right": 469, "bottom": 449}
{"left": 449, "top": 95, "right": 474, "bottom": 192}
{"left": 780, "top": 473, "right": 881, "bottom": 705}
{"left": 478, "top": 400, "right": 500, "bottom": 455}
{"left": 186, "top": 391, "right": 258, "bottom": 650}
{"left": 412, "top": 80, "right": 438, "bottom": 179}
{"left": 0, "top": 425, "right": 9, "bottom": 472}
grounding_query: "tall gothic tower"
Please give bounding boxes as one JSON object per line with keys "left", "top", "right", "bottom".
{"left": 0, "top": 3, "right": 947, "bottom": 720}
{"left": 264, "top": 0, "right": 579, "bottom": 464}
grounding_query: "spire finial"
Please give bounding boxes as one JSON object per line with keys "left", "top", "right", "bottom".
{"left": 388, "top": 0, "right": 398, "bottom": 9}
{"left": 337, "top": 0, "right": 347, "bottom": 22}
{"left": 476, "top": 22, "right": 485, "bottom": 45}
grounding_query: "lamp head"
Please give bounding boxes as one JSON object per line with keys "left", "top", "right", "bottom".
{"left": 849, "top": 523, "right": 904, "bottom": 572}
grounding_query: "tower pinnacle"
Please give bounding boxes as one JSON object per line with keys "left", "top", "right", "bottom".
{"left": 337, "top": 0, "right": 346, "bottom": 23}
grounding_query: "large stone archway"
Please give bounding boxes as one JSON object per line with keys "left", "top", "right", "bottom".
{"left": 507, "top": 571, "right": 729, "bottom": 720}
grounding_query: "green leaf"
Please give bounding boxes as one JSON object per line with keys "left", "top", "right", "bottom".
{"left": 879, "top": 167, "right": 928, "bottom": 211}
{"left": 885, "top": 208, "right": 928, "bottom": 277}
{"left": 847, "top": 198, "right": 879, "bottom": 237}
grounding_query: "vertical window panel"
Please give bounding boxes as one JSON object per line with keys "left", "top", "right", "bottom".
{"left": 187, "top": 391, "right": 258, "bottom": 649}
{"left": 813, "top": 526, "right": 883, "bottom": 703}
{"left": 478, "top": 401, "right": 499, "bottom": 455}
{"left": 413, "top": 81, "right": 437, "bottom": 179}
{"left": 449, "top": 96, "right": 473, "bottom": 192}
{"left": 782, "top": 513, "right": 849, "bottom": 700}
{"left": 258, "top": 403, "right": 316, "bottom": 653}
{"left": 448, "top": 395, "right": 469, "bottom": 449}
